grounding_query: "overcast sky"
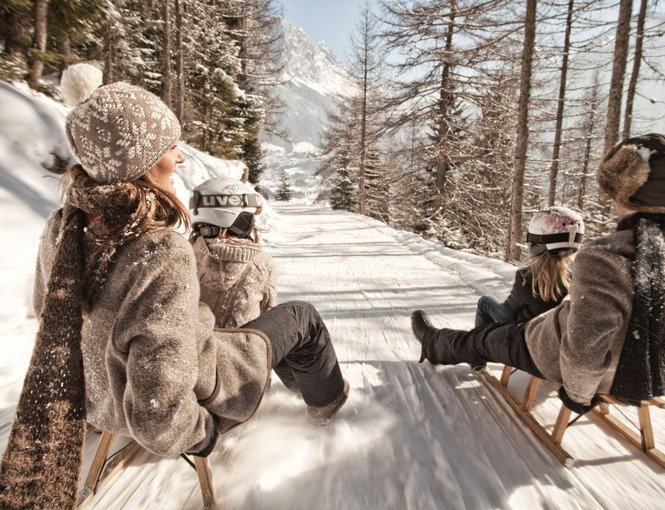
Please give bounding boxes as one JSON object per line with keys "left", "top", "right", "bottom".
{"left": 280, "top": 0, "right": 377, "bottom": 62}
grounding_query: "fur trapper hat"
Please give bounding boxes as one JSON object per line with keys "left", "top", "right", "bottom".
{"left": 597, "top": 133, "right": 665, "bottom": 213}
{"left": 62, "top": 63, "right": 181, "bottom": 184}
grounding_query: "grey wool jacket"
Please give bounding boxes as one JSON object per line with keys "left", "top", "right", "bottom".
{"left": 34, "top": 211, "right": 272, "bottom": 456}
{"left": 193, "top": 236, "right": 277, "bottom": 328}
{"left": 525, "top": 226, "right": 635, "bottom": 404}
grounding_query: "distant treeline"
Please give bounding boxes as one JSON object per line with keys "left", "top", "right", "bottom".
{"left": 320, "top": 0, "right": 662, "bottom": 260}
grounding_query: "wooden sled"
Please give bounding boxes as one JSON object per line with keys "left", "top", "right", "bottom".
{"left": 481, "top": 366, "right": 665, "bottom": 469}
{"left": 77, "top": 431, "right": 218, "bottom": 508}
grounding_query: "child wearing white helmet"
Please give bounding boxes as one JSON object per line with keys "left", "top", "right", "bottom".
{"left": 189, "top": 177, "right": 276, "bottom": 328}
{"left": 189, "top": 177, "right": 301, "bottom": 394}
{"left": 475, "top": 206, "right": 584, "bottom": 328}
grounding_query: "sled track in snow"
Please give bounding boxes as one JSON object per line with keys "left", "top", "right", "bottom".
{"left": 1, "top": 204, "right": 663, "bottom": 509}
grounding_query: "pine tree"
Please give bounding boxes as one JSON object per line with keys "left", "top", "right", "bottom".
{"left": 364, "top": 146, "right": 390, "bottom": 223}
{"left": 330, "top": 163, "right": 357, "bottom": 211}
{"left": 276, "top": 169, "right": 293, "bottom": 201}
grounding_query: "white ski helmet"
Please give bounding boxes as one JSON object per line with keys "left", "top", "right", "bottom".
{"left": 526, "top": 206, "right": 585, "bottom": 256}
{"left": 189, "top": 177, "right": 263, "bottom": 238}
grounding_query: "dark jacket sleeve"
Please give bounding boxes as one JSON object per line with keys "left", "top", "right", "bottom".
{"left": 503, "top": 269, "right": 528, "bottom": 320}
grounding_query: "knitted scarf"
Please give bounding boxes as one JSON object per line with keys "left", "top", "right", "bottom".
{"left": 0, "top": 205, "right": 87, "bottom": 509}
{"left": 610, "top": 213, "right": 665, "bottom": 404}
{"left": 0, "top": 167, "right": 154, "bottom": 508}
{"left": 66, "top": 165, "right": 154, "bottom": 306}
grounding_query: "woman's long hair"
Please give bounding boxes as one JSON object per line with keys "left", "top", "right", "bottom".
{"left": 60, "top": 164, "right": 190, "bottom": 305}
{"left": 60, "top": 164, "right": 190, "bottom": 231}
{"left": 527, "top": 250, "right": 574, "bottom": 302}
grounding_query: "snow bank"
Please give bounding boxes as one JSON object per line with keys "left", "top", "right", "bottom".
{"left": 0, "top": 79, "right": 275, "bottom": 336}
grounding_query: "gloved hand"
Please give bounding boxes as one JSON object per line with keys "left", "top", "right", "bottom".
{"left": 558, "top": 386, "right": 600, "bottom": 415}
{"left": 189, "top": 414, "right": 220, "bottom": 458}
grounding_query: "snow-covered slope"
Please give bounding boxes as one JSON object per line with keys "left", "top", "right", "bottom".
{"left": 2, "top": 200, "right": 664, "bottom": 509}
{"left": 2, "top": 66, "right": 664, "bottom": 510}
{"left": 261, "top": 20, "right": 355, "bottom": 203}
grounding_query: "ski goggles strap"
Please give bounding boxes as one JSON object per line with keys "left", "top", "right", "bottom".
{"left": 526, "top": 232, "right": 584, "bottom": 245}
{"left": 189, "top": 192, "right": 263, "bottom": 214}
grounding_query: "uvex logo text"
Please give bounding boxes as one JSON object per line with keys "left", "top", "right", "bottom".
{"left": 202, "top": 195, "right": 244, "bottom": 207}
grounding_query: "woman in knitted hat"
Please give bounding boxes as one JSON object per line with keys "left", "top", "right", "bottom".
{"left": 0, "top": 63, "right": 349, "bottom": 509}
{"left": 411, "top": 133, "right": 665, "bottom": 416}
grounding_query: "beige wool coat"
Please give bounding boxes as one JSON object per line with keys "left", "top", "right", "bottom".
{"left": 193, "top": 236, "right": 277, "bottom": 328}
{"left": 34, "top": 211, "right": 272, "bottom": 456}
{"left": 525, "top": 226, "right": 635, "bottom": 404}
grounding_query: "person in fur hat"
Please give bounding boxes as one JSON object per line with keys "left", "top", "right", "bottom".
{"left": 412, "top": 133, "right": 665, "bottom": 415}
{"left": 0, "top": 63, "right": 349, "bottom": 509}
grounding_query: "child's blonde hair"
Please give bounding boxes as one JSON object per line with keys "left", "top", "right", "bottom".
{"left": 527, "top": 250, "right": 574, "bottom": 302}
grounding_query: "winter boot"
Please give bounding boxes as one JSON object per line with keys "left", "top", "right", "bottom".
{"left": 411, "top": 310, "right": 436, "bottom": 363}
{"left": 307, "top": 380, "right": 350, "bottom": 426}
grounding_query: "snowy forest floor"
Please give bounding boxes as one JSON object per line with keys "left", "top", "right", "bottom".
{"left": 1, "top": 203, "right": 664, "bottom": 509}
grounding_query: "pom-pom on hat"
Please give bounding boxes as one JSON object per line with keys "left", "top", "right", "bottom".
{"left": 62, "top": 63, "right": 181, "bottom": 184}
{"left": 597, "top": 133, "right": 665, "bottom": 213}
{"left": 61, "top": 62, "right": 103, "bottom": 107}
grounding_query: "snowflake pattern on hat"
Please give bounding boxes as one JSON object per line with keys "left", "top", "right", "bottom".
{"left": 65, "top": 83, "right": 181, "bottom": 184}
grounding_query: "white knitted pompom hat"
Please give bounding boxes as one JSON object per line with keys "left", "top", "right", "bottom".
{"left": 62, "top": 63, "right": 181, "bottom": 184}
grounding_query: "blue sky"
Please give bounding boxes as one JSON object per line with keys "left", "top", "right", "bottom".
{"left": 280, "top": 0, "right": 376, "bottom": 61}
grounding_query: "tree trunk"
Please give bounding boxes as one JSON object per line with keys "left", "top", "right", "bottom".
{"left": 434, "top": 2, "right": 456, "bottom": 213}
{"left": 603, "top": 0, "right": 632, "bottom": 155}
{"left": 57, "top": 34, "right": 71, "bottom": 74}
{"left": 161, "top": 0, "right": 173, "bottom": 105}
{"left": 622, "top": 0, "right": 646, "bottom": 139}
{"left": 578, "top": 74, "right": 601, "bottom": 210}
{"left": 175, "top": 0, "right": 185, "bottom": 121}
{"left": 507, "top": 0, "right": 537, "bottom": 262}
{"left": 358, "top": 16, "right": 369, "bottom": 215}
{"left": 547, "top": 0, "right": 574, "bottom": 206}
{"left": 28, "top": 0, "right": 50, "bottom": 90}
{"left": 103, "top": 19, "right": 114, "bottom": 85}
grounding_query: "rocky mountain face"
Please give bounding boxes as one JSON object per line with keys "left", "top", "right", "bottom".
{"left": 261, "top": 20, "right": 355, "bottom": 203}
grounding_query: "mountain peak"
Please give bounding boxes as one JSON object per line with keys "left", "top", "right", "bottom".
{"left": 279, "top": 19, "right": 354, "bottom": 97}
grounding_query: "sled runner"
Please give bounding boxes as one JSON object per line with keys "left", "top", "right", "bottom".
{"left": 77, "top": 431, "right": 218, "bottom": 508}
{"left": 481, "top": 366, "right": 665, "bottom": 469}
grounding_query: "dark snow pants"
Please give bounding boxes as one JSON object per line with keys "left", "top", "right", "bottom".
{"left": 422, "top": 321, "right": 544, "bottom": 377}
{"left": 243, "top": 300, "right": 345, "bottom": 407}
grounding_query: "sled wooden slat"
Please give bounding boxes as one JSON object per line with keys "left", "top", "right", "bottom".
{"left": 500, "top": 366, "right": 512, "bottom": 387}
{"left": 83, "top": 430, "right": 114, "bottom": 492}
{"left": 77, "top": 431, "right": 219, "bottom": 508}
{"left": 194, "top": 456, "right": 218, "bottom": 508}
{"left": 650, "top": 397, "right": 665, "bottom": 408}
{"left": 637, "top": 405, "right": 655, "bottom": 451}
{"left": 482, "top": 369, "right": 574, "bottom": 467}
{"left": 551, "top": 406, "right": 572, "bottom": 445}
{"left": 78, "top": 433, "right": 142, "bottom": 508}
{"left": 590, "top": 396, "right": 665, "bottom": 469}
{"left": 484, "top": 368, "right": 665, "bottom": 470}
{"left": 522, "top": 377, "right": 541, "bottom": 412}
